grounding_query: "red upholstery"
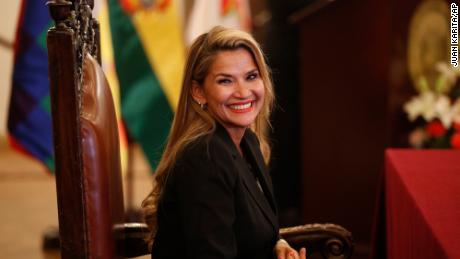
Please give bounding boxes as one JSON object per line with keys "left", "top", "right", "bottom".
{"left": 81, "top": 53, "right": 125, "bottom": 258}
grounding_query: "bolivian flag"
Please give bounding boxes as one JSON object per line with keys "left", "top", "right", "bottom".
{"left": 108, "top": 0, "right": 185, "bottom": 169}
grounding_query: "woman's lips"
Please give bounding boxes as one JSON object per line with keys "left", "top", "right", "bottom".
{"left": 227, "top": 101, "right": 254, "bottom": 113}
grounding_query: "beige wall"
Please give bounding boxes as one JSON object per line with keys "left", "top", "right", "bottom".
{"left": 0, "top": 1, "right": 21, "bottom": 138}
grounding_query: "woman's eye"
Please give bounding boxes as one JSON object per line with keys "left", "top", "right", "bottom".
{"left": 247, "top": 72, "right": 259, "bottom": 80}
{"left": 217, "top": 78, "right": 232, "bottom": 84}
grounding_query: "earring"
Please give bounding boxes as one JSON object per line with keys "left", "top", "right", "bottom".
{"left": 197, "top": 101, "right": 206, "bottom": 109}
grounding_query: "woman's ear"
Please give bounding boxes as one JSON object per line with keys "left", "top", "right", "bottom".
{"left": 190, "top": 81, "right": 207, "bottom": 105}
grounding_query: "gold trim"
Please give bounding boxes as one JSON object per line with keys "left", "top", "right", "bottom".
{"left": 408, "top": 0, "right": 450, "bottom": 93}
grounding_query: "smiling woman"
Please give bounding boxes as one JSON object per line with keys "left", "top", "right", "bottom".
{"left": 142, "top": 26, "right": 306, "bottom": 259}
{"left": 191, "top": 48, "right": 266, "bottom": 152}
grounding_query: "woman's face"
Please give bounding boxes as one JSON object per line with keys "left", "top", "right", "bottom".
{"left": 192, "top": 48, "right": 265, "bottom": 131}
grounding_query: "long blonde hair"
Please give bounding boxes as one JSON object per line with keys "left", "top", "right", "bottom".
{"left": 142, "top": 26, "right": 275, "bottom": 248}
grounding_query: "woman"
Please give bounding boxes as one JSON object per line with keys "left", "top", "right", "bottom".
{"left": 142, "top": 26, "right": 306, "bottom": 259}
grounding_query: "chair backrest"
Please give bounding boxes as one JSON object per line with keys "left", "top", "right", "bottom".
{"left": 46, "top": 1, "right": 125, "bottom": 258}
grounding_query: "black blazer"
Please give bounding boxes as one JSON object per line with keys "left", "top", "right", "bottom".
{"left": 151, "top": 124, "right": 279, "bottom": 259}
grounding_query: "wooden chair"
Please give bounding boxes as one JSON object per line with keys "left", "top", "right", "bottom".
{"left": 46, "top": 1, "right": 353, "bottom": 258}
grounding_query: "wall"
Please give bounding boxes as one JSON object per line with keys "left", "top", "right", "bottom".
{"left": 295, "top": 0, "right": 424, "bottom": 256}
{"left": 297, "top": 0, "right": 390, "bottom": 256}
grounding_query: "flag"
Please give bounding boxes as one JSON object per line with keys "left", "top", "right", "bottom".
{"left": 108, "top": 0, "right": 185, "bottom": 169}
{"left": 7, "top": 0, "right": 54, "bottom": 171}
{"left": 7, "top": 0, "right": 128, "bottom": 173}
{"left": 186, "top": 0, "right": 252, "bottom": 45}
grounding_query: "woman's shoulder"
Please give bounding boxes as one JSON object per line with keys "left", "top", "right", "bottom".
{"left": 181, "top": 127, "right": 238, "bottom": 162}
{"left": 170, "top": 132, "right": 238, "bottom": 187}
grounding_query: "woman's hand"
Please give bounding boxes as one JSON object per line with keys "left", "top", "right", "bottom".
{"left": 274, "top": 239, "right": 307, "bottom": 259}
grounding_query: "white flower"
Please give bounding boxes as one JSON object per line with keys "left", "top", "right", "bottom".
{"left": 435, "top": 95, "right": 453, "bottom": 127}
{"left": 404, "top": 92, "right": 437, "bottom": 121}
{"left": 403, "top": 92, "right": 456, "bottom": 128}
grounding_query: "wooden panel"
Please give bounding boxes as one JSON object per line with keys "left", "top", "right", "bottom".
{"left": 297, "top": 0, "right": 390, "bottom": 253}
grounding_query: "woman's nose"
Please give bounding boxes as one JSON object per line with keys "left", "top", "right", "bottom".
{"left": 234, "top": 82, "right": 251, "bottom": 98}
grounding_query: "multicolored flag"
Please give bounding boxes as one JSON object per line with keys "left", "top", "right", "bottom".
{"left": 8, "top": 0, "right": 128, "bottom": 173}
{"left": 7, "top": 0, "right": 54, "bottom": 171}
{"left": 108, "top": 0, "right": 185, "bottom": 169}
{"left": 186, "top": 0, "right": 252, "bottom": 45}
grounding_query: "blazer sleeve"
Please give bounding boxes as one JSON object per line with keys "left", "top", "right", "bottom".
{"left": 174, "top": 149, "right": 238, "bottom": 259}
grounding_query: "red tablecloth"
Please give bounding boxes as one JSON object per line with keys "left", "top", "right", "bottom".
{"left": 385, "top": 149, "right": 460, "bottom": 258}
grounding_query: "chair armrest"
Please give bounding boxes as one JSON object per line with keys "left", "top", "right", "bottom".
{"left": 280, "top": 223, "right": 353, "bottom": 259}
{"left": 114, "top": 222, "right": 354, "bottom": 258}
{"left": 114, "top": 223, "right": 150, "bottom": 258}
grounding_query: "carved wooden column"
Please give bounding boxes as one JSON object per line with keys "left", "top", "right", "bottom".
{"left": 46, "top": 1, "right": 100, "bottom": 258}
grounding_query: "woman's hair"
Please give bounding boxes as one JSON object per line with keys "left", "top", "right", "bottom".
{"left": 142, "top": 26, "right": 275, "bottom": 248}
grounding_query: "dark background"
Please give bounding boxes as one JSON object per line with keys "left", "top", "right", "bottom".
{"left": 249, "top": 0, "right": 425, "bottom": 257}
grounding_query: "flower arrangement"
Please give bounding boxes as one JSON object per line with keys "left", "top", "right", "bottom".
{"left": 404, "top": 62, "right": 460, "bottom": 149}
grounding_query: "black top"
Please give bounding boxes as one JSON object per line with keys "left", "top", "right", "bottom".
{"left": 151, "top": 124, "right": 279, "bottom": 259}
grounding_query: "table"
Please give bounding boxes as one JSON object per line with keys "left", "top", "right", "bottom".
{"left": 384, "top": 149, "right": 460, "bottom": 258}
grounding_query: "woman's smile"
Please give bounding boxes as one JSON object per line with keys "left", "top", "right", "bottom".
{"left": 227, "top": 100, "right": 254, "bottom": 113}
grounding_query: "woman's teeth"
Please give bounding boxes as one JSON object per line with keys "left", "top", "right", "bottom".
{"left": 230, "top": 102, "right": 252, "bottom": 110}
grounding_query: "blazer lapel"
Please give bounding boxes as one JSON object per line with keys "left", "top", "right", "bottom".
{"left": 235, "top": 155, "right": 278, "bottom": 230}
{"left": 214, "top": 125, "right": 277, "bottom": 229}
{"left": 242, "top": 135, "right": 277, "bottom": 214}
